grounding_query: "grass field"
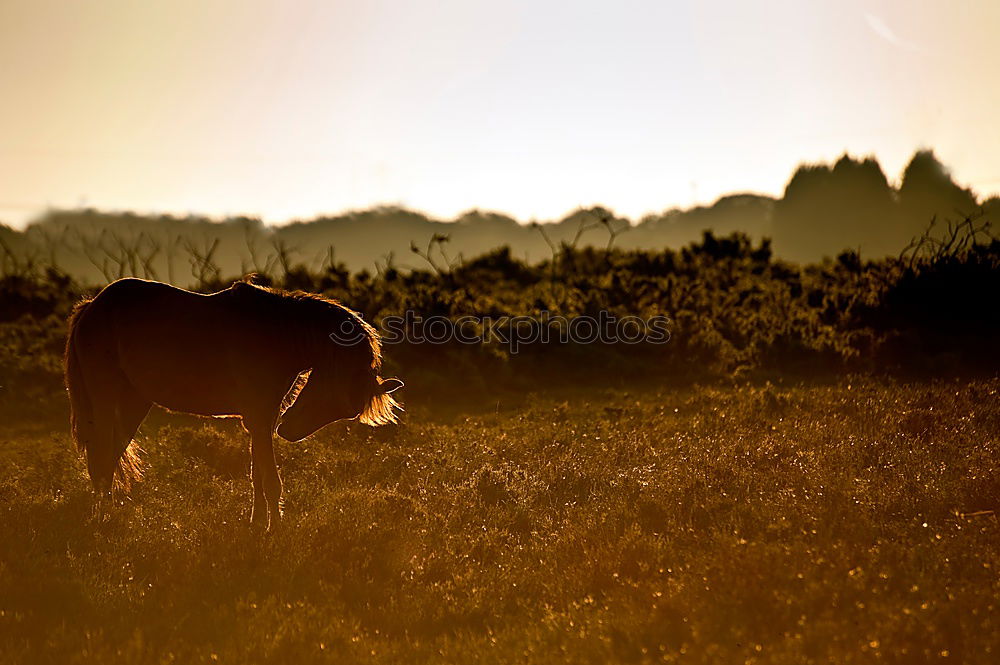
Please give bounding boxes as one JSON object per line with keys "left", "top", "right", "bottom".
{"left": 1, "top": 378, "right": 998, "bottom": 664}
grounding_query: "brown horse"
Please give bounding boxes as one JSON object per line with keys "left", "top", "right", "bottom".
{"left": 64, "top": 277, "right": 403, "bottom": 527}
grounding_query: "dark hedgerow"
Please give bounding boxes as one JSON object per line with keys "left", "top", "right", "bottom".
{"left": 1, "top": 224, "right": 998, "bottom": 421}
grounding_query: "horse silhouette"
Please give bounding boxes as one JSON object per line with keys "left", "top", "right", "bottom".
{"left": 64, "top": 277, "right": 403, "bottom": 527}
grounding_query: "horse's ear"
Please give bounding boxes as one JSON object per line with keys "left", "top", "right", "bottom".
{"left": 241, "top": 273, "right": 271, "bottom": 287}
{"left": 378, "top": 378, "right": 403, "bottom": 394}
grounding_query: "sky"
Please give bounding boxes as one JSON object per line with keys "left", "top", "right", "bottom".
{"left": 1, "top": 0, "right": 999, "bottom": 228}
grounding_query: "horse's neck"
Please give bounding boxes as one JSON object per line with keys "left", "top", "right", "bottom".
{"left": 287, "top": 314, "right": 333, "bottom": 373}
{"left": 286, "top": 316, "right": 312, "bottom": 371}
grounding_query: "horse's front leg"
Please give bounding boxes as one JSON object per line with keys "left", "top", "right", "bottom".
{"left": 248, "top": 424, "right": 283, "bottom": 530}
{"left": 249, "top": 456, "right": 267, "bottom": 527}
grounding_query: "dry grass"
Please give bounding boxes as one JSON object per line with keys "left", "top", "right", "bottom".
{"left": 1, "top": 378, "right": 998, "bottom": 664}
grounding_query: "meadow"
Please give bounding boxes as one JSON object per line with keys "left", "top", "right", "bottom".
{"left": 0, "top": 378, "right": 998, "bottom": 664}
{"left": 2, "top": 222, "right": 999, "bottom": 663}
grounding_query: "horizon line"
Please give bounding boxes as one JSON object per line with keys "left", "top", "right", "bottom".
{"left": 4, "top": 150, "right": 998, "bottom": 231}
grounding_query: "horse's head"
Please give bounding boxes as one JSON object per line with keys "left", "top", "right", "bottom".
{"left": 275, "top": 304, "right": 403, "bottom": 442}
{"left": 276, "top": 369, "right": 403, "bottom": 441}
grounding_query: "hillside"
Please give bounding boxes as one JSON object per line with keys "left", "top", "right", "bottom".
{"left": 3, "top": 151, "right": 995, "bottom": 286}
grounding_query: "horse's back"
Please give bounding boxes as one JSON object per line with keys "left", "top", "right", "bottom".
{"left": 88, "top": 278, "right": 236, "bottom": 331}
{"left": 71, "top": 277, "right": 212, "bottom": 374}
{"left": 90, "top": 277, "right": 200, "bottom": 312}
{"left": 74, "top": 279, "right": 252, "bottom": 414}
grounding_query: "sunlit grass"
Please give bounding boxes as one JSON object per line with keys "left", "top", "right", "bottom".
{"left": 1, "top": 378, "right": 998, "bottom": 663}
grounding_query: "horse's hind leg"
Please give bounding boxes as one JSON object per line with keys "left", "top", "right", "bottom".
{"left": 86, "top": 410, "right": 119, "bottom": 517}
{"left": 83, "top": 414, "right": 116, "bottom": 514}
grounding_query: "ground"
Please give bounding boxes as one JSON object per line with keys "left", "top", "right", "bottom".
{"left": 1, "top": 378, "right": 998, "bottom": 664}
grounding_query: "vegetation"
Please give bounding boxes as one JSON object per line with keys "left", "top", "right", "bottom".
{"left": 1, "top": 212, "right": 998, "bottom": 663}
{"left": 2, "top": 151, "right": 996, "bottom": 282}
{"left": 2, "top": 214, "right": 998, "bottom": 420}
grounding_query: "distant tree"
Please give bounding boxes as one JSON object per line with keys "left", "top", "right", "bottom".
{"left": 773, "top": 154, "right": 896, "bottom": 262}
{"left": 898, "top": 150, "right": 978, "bottom": 238}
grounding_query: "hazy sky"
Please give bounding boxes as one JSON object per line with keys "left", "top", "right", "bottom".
{"left": 1, "top": 0, "right": 998, "bottom": 227}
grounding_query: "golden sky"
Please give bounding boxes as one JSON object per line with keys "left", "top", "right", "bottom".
{"left": 1, "top": 0, "right": 998, "bottom": 227}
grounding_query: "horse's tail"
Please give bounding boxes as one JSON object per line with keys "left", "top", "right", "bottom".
{"left": 115, "top": 438, "right": 144, "bottom": 492}
{"left": 65, "top": 298, "right": 94, "bottom": 455}
{"left": 64, "top": 296, "right": 144, "bottom": 493}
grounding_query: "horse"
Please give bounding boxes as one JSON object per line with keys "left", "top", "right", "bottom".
{"left": 64, "top": 276, "right": 403, "bottom": 528}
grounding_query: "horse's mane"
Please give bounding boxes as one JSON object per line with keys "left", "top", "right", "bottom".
{"left": 233, "top": 278, "right": 383, "bottom": 370}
